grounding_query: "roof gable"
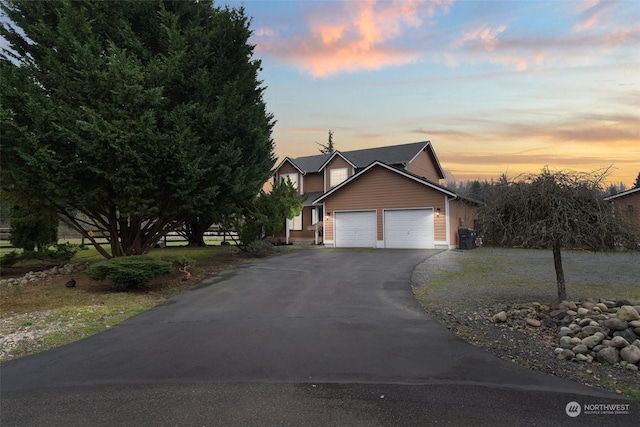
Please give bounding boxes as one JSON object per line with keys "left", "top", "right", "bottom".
{"left": 313, "top": 161, "right": 456, "bottom": 204}
{"left": 318, "top": 151, "right": 356, "bottom": 170}
{"left": 273, "top": 157, "right": 305, "bottom": 175}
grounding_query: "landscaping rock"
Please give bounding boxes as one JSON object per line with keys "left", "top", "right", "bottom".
{"left": 559, "top": 336, "right": 573, "bottom": 349}
{"left": 576, "top": 307, "right": 589, "bottom": 316}
{"left": 601, "top": 318, "right": 628, "bottom": 331}
{"left": 609, "top": 336, "right": 630, "bottom": 348}
{"left": 493, "top": 311, "right": 507, "bottom": 323}
{"left": 620, "top": 345, "right": 640, "bottom": 364}
{"left": 582, "top": 333, "right": 604, "bottom": 349}
{"left": 616, "top": 305, "right": 640, "bottom": 321}
{"left": 572, "top": 344, "right": 588, "bottom": 355}
{"left": 557, "top": 349, "right": 575, "bottom": 361}
{"left": 525, "top": 318, "right": 541, "bottom": 327}
{"left": 596, "top": 347, "right": 619, "bottom": 365}
{"left": 557, "top": 327, "right": 573, "bottom": 338}
{"left": 612, "top": 329, "right": 638, "bottom": 344}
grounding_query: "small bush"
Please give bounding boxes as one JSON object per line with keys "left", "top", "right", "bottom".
{"left": 172, "top": 256, "right": 196, "bottom": 268}
{"left": 86, "top": 256, "right": 173, "bottom": 290}
{"left": 0, "top": 250, "right": 21, "bottom": 268}
{"left": 246, "top": 240, "right": 275, "bottom": 256}
{"left": 48, "top": 242, "right": 81, "bottom": 261}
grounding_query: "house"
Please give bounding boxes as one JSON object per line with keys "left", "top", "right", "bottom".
{"left": 604, "top": 187, "right": 640, "bottom": 237}
{"left": 272, "top": 141, "right": 479, "bottom": 249}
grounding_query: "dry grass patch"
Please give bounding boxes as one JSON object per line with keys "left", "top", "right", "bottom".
{"left": 0, "top": 245, "right": 264, "bottom": 361}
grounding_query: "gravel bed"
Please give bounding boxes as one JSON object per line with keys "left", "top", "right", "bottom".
{"left": 411, "top": 248, "right": 640, "bottom": 398}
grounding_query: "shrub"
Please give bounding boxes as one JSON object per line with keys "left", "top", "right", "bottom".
{"left": 86, "top": 256, "right": 173, "bottom": 290}
{"left": 246, "top": 240, "right": 275, "bottom": 256}
{"left": 0, "top": 250, "right": 21, "bottom": 268}
{"left": 42, "top": 242, "right": 80, "bottom": 262}
{"left": 172, "top": 256, "right": 196, "bottom": 268}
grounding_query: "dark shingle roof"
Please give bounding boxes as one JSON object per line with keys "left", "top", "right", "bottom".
{"left": 288, "top": 141, "right": 429, "bottom": 173}
{"left": 341, "top": 141, "right": 428, "bottom": 168}
{"left": 291, "top": 153, "right": 331, "bottom": 172}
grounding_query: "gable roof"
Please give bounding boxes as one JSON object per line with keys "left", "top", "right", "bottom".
{"left": 276, "top": 141, "right": 444, "bottom": 178}
{"left": 312, "top": 161, "right": 456, "bottom": 204}
{"left": 604, "top": 187, "right": 640, "bottom": 201}
{"left": 273, "top": 157, "right": 306, "bottom": 175}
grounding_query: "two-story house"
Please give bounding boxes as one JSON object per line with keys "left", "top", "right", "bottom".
{"left": 272, "top": 141, "right": 478, "bottom": 249}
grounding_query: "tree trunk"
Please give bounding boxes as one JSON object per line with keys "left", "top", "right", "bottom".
{"left": 553, "top": 239, "right": 566, "bottom": 302}
{"left": 185, "top": 218, "right": 211, "bottom": 247}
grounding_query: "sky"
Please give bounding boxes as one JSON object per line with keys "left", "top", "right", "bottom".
{"left": 221, "top": 0, "right": 639, "bottom": 186}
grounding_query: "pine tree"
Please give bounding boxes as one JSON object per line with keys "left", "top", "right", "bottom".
{"left": 317, "top": 130, "right": 336, "bottom": 154}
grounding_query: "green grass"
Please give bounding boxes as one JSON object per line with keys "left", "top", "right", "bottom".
{"left": 415, "top": 247, "right": 640, "bottom": 307}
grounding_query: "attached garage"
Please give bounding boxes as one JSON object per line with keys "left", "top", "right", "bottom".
{"left": 334, "top": 211, "right": 376, "bottom": 248}
{"left": 384, "top": 209, "right": 434, "bottom": 249}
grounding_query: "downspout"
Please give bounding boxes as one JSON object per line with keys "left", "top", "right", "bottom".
{"left": 446, "top": 195, "right": 457, "bottom": 249}
{"left": 285, "top": 218, "right": 290, "bottom": 245}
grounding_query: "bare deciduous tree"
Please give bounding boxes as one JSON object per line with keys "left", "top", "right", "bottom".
{"left": 479, "top": 167, "right": 636, "bottom": 302}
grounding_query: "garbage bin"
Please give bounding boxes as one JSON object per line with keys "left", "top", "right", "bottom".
{"left": 458, "top": 228, "right": 476, "bottom": 250}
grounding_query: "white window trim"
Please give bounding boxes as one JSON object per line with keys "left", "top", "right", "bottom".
{"left": 280, "top": 173, "right": 298, "bottom": 190}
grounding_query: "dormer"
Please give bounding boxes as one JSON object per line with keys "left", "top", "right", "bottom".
{"left": 318, "top": 152, "right": 357, "bottom": 192}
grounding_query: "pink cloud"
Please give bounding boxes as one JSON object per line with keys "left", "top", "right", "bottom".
{"left": 460, "top": 24, "right": 506, "bottom": 52}
{"left": 574, "top": 0, "right": 616, "bottom": 32}
{"left": 254, "top": 0, "right": 453, "bottom": 77}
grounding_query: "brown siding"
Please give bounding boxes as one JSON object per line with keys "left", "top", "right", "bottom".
{"left": 612, "top": 191, "right": 640, "bottom": 238}
{"left": 323, "top": 165, "right": 447, "bottom": 242}
{"left": 406, "top": 149, "right": 442, "bottom": 182}
{"left": 449, "top": 198, "right": 479, "bottom": 247}
{"left": 303, "top": 172, "right": 323, "bottom": 192}
{"left": 324, "top": 156, "right": 353, "bottom": 192}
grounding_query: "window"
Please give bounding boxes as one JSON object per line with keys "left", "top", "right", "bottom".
{"left": 288, "top": 212, "right": 302, "bottom": 230}
{"left": 330, "top": 168, "right": 348, "bottom": 187}
{"left": 280, "top": 173, "right": 298, "bottom": 189}
{"left": 311, "top": 207, "right": 323, "bottom": 225}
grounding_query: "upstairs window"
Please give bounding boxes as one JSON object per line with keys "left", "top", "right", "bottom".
{"left": 280, "top": 173, "right": 298, "bottom": 189}
{"left": 330, "top": 168, "right": 348, "bottom": 187}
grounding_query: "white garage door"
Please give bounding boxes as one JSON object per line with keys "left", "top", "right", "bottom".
{"left": 334, "top": 211, "right": 377, "bottom": 248}
{"left": 384, "top": 209, "right": 434, "bottom": 249}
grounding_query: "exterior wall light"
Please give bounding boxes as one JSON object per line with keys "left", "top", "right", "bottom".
{"left": 436, "top": 208, "right": 441, "bottom": 217}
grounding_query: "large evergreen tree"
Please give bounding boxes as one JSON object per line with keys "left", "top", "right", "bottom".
{"left": 1, "top": 1, "right": 275, "bottom": 257}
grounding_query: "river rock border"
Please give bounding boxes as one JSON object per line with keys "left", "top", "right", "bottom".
{"left": 0, "top": 263, "right": 89, "bottom": 287}
{"left": 493, "top": 299, "right": 640, "bottom": 372}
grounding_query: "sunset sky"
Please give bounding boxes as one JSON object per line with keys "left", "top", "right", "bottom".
{"left": 222, "top": 0, "right": 639, "bottom": 186}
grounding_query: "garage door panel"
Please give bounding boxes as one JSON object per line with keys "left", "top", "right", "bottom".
{"left": 335, "top": 211, "right": 376, "bottom": 248}
{"left": 385, "top": 209, "right": 434, "bottom": 249}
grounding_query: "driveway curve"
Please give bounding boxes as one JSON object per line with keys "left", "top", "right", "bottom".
{"left": 2, "top": 249, "right": 637, "bottom": 426}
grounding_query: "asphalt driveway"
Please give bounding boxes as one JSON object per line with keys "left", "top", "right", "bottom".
{"left": 1, "top": 249, "right": 637, "bottom": 426}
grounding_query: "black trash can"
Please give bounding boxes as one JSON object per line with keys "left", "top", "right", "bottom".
{"left": 458, "top": 228, "right": 476, "bottom": 250}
